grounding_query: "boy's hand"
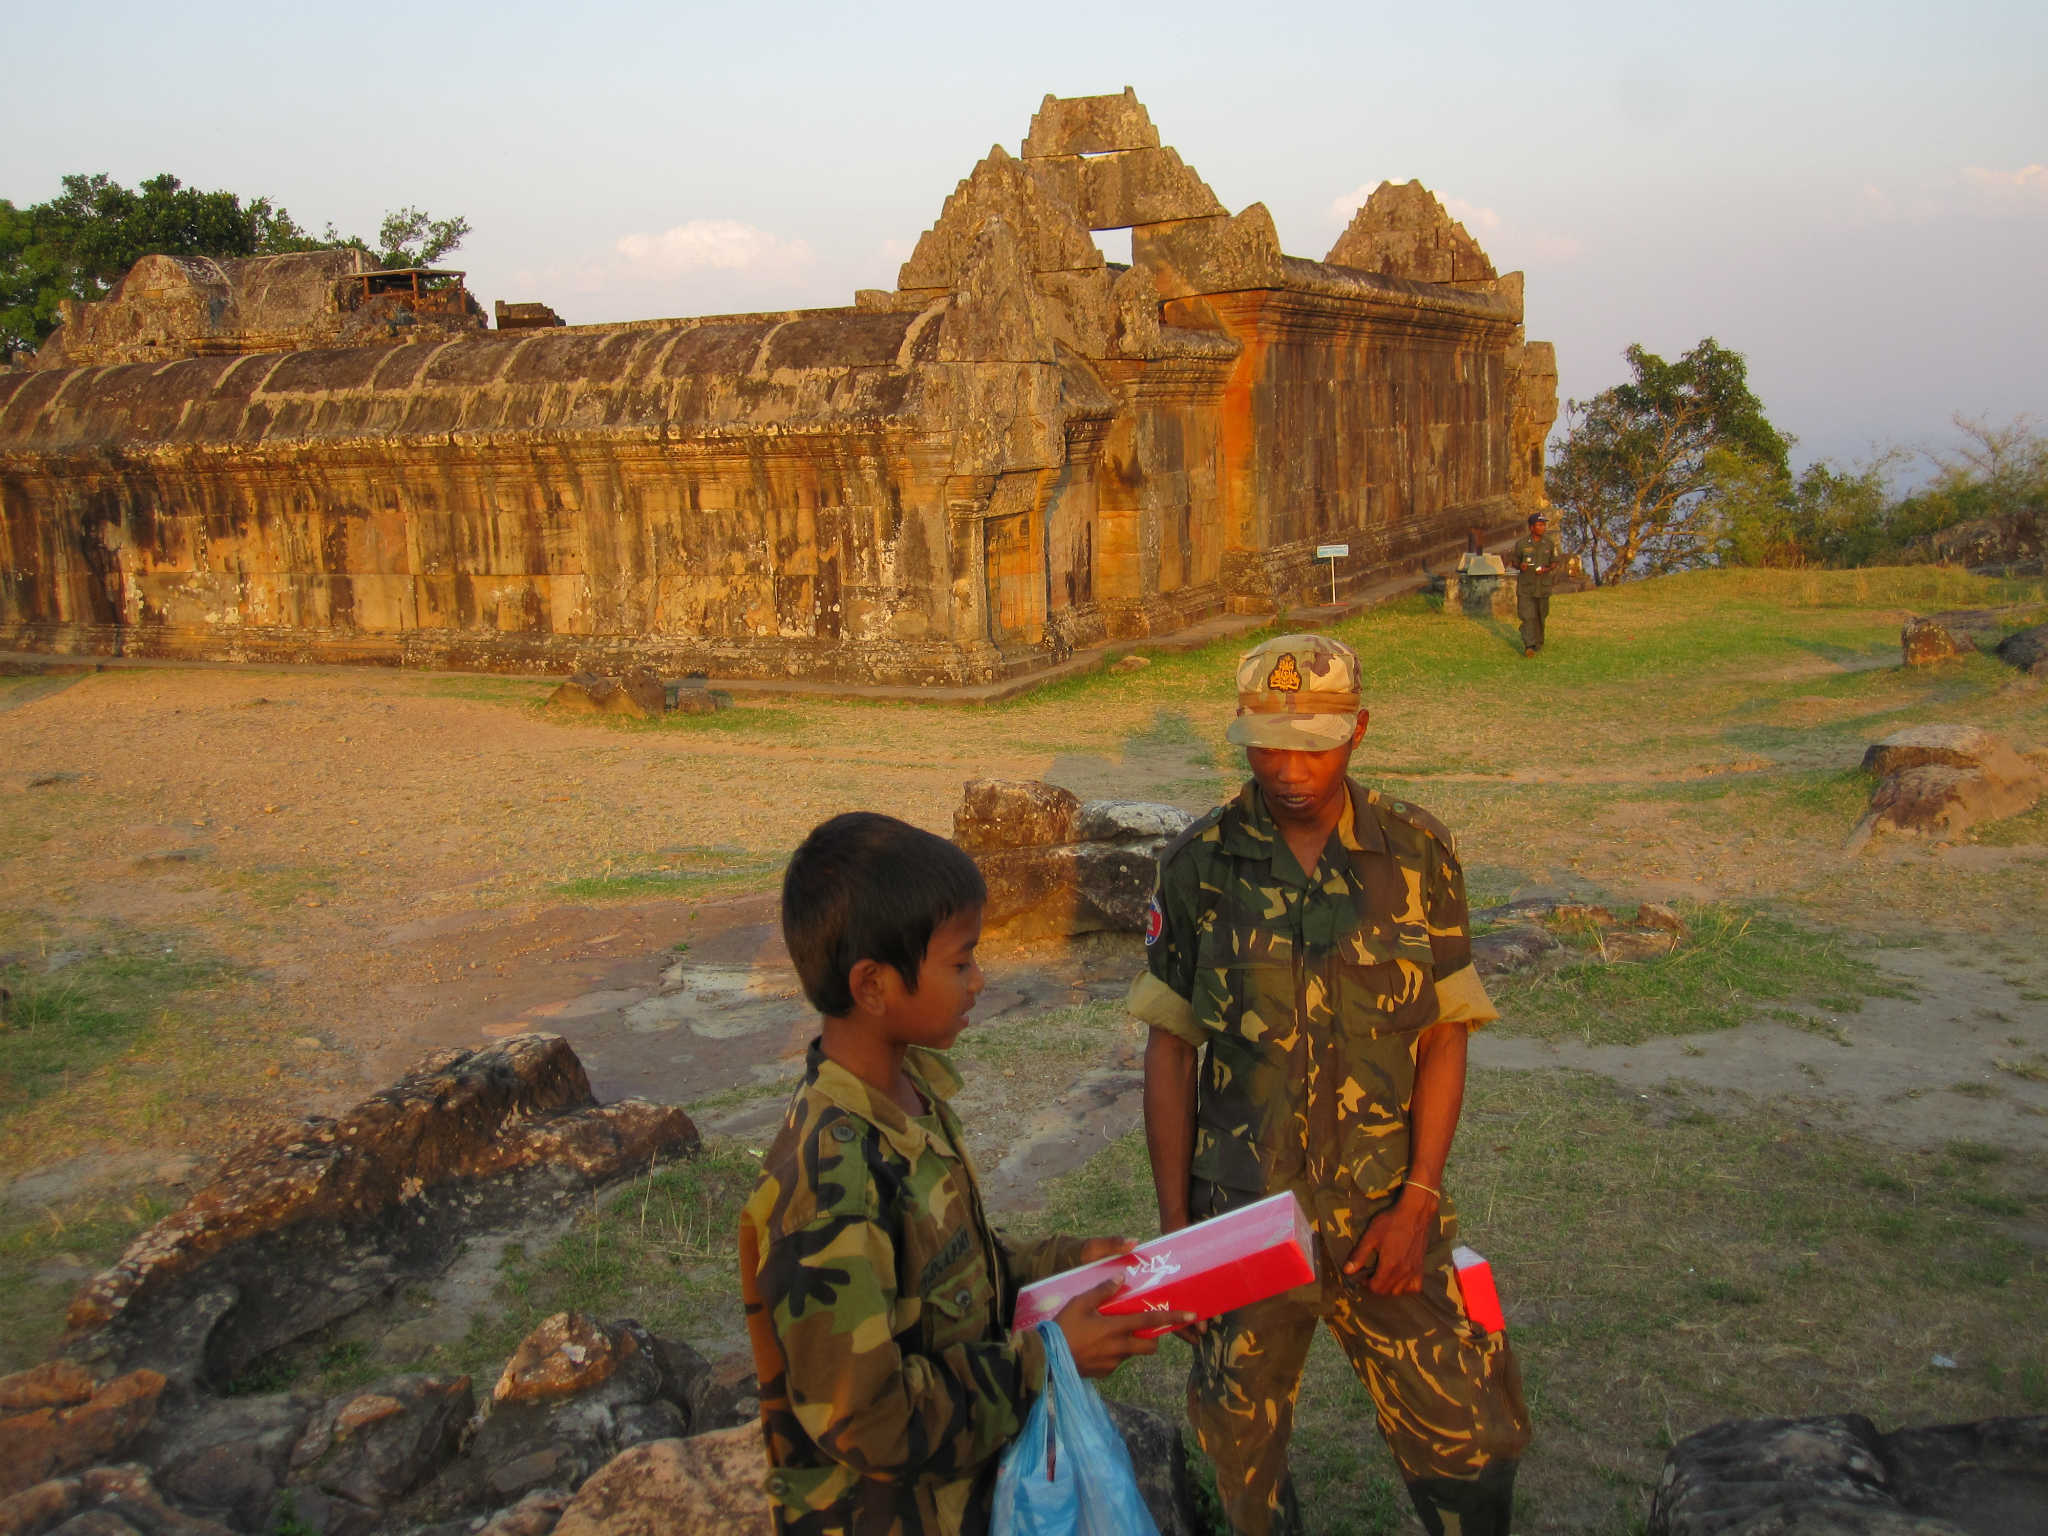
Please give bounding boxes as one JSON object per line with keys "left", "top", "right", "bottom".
{"left": 1343, "top": 1194, "right": 1432, "bottom": 1294}
{"left": 1053, "top": 1278, "right": 1193, "bottom": 1378}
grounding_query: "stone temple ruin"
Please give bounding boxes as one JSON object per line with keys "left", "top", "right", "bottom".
{"left": 0, "top": 90, "right": 1556, "bottom": 686}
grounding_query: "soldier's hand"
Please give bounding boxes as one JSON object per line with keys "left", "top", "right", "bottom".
{"left": 1053, "top": 1278, "right": 1193, "bottom": 1378}
{"left": 1342, "top": 1201, "right": 1431, "bottom": 1295}
{"left": 1076, "top": 1236, "right": 1136, "bottom": 1264}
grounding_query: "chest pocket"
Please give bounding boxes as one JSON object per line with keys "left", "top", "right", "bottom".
{"left": 1333, "top": 920, "right": 1437, "bottom": 1039}
{"left": 899, "top": 1178, "right": 996, "bottom": 1353}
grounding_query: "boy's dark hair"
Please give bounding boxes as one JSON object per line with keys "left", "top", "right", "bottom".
{"left": 782, "top": 812, "right": 987, "bottom": 1016}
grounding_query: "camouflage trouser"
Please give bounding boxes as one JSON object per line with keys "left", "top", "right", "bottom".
{"left": 1186, "top": 1202, "right": 1530, "bottom": 1536}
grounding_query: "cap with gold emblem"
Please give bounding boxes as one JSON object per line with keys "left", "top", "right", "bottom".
{"left": 1223, "top": 633, "right": 1363, "bottom": 750}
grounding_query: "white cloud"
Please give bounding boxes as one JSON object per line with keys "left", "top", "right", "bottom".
{"left": 1441, "top": 196, "right": 1502, "bottom": 234}
{"left": 1962, "top": 164, "right": 2048, "bottom": 202}
{"left": 614, "top": 220, "right": 815, "bottom": 278}
{"left": 1327, "top": 183, "right": 1375, "bottom": 224}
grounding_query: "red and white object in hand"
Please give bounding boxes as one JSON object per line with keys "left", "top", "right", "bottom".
{"left": 1011, "top": 1191, "right": 1317, "bottom": 1338}
{"left": 1452, "top": 1245, "right": 1506, "bottom": 1334}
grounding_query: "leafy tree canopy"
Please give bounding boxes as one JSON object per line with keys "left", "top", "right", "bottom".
{"left": 1547, "top": 337, "right": 1791, "bottom": 584}
{"left": 0, "top": 173, "right": 468, "bottom": 358}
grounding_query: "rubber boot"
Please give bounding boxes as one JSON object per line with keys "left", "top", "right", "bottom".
{"left": 1403, "top": 1459, "right": 1518, "bottom": 1536}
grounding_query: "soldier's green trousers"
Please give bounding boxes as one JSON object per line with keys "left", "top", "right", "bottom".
{"left": 1186, "top": 1230, "right": 1530, "bottom": 1536}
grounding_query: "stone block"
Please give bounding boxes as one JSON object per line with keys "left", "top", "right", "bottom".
{"left": 1132, "top": 205, "right": 1288, "bottom": 298}
{"left": 896, "top": 147, "right": 1100, "bottom": 291}
{"left": 1074, "top": 799, "right": 1190, "bottom": 846}
{"left": 954, "top": 780, "right": 1080, "bottom": 851}
{"left": 1033, "top": 149, "right": 1226, "bottom": 230}
{"left": 1020, "top": 87, "right": 1161, "bottom": 157}
{"left": 1901, "top": 616, "right": 1968, "bottom": 666}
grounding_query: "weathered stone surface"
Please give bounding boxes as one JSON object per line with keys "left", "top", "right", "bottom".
{"left": 1021, "top": 88, "right": 1161, "bottom": 158}
{"left": 1637, "top": 902, "right": 1687, "bottom": 934}
{"left": 1861, "top": 725, "right": 2010, "bottom": 777}
{"left": 0, "top": 1466, "right": 236, "bottom": 1536}
{"left": 0, "top": 1365, "right": 98, "bottom": 1414}
{"left": 953, "top": 780, "right": 1081, "bottom": 852}
{"left": 134, "top": 1392, "right": 313, "bottom": 1531}
{"left": 1648, "top": 1413, "right": 2048, "bottom": 1536}
{"left": 1469, "top": 924, "right": 1559, "bottom": 976}
{"left": 496, "top": 1314, "right": 637, "bottom": 1405}
{"left": 976, "top": 842, "right": 1159, "bottom": 939}
{"left": 0, "top": 1372, "right": 166, "bottom": 1497}
{"left": 1902, "top": 617, "right": 1970, "bottom": 666}
{"left": 546, "top": 672, "right": 666, "bottom": 720}
{"left": 549, "top": 1431, "right": 772, "bottom": 1536}
{"left": 290, "top": 1375, "right": 472, "bottom": 1511}
{"left": 1863, "top": 764, "right": 2040, "bottom": 840}
{"left": 1997, "top": 623, "right": 2048, "bottom": 676}
{"left": 1074, "top": 799, "right": 1191, "bottom": 846}
{"left": 62, "top": 1036, "right": 698, "bottom": 1390}
{"left": 1032, "top": 148, "right": 1226, "bottom": 229}
{"left": 474, "top": 1489, "right": 573, "bottom": 1536}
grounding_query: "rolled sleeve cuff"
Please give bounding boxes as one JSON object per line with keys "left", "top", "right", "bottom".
{"left": 1434, "top": 964, "right": 1500, "bottom": 1029}
{"left": 1127, "top": 971, "right": 1201, "bottom": 1047}
{"left": 1013, "top": 1323, "right": 1047, "bottom": 1397}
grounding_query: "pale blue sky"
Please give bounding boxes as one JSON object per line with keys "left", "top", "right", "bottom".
{"left": 7, "top": 0, "right": 2043, "bottom": 473}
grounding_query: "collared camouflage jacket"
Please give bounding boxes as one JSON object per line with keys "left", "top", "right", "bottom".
{"left": 1511, "top": 532, "right": 1562, "bottom": 597}
{"left": 1129, "top": 779, "right": 1499, "bottom": 1251}
{"left": 739, "top": 1041, "right": 1089, "bottom": 1536}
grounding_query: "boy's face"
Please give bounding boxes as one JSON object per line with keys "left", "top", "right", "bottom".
{"left": 878, "top": 905, "right": 985, "bottom": 1051}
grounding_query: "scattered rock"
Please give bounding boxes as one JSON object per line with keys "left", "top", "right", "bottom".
{"left": 1469, "top": 925, "right": 1559, "bottom": 976}
{"left": 1548, "top": 904, "right": 1615, "bottom": 926}
{"left": 549, "top": 1430, "right": 772, "bottom": 1536}
{"left": 495, "top": 1315, "right": 637, "bottom": 1406}
{"left": 0, "top": 1371, "right": 166, "bottom": 1498}
{"left": 62, "top": 1035, "right": 699, "bottom": 1391}
{"left": 290, "top": 1376, "right": 473, "bottom": 1514}
{"left": 1997, "top": 623, "right": 2048, "bottom": 677}
{"left": 681, "top": 1352, "right": 758, "bottom": 1435}
{"left": 952, "top": 780, "right": 1080, "bottom": 852}
{"left": 1636, "top": 903, "right": 1686, "bottom": 934}
{"left": 1109, "top": 653, "right": 1150, "bottom": 673}
{"left": 24, "top": 771, "right": 82, "bottom": 789}
{"left": 1851, "top": 726, "right": 2046, "bottom": 850}
{"left": 1901, "top": 616, "right": 1969, "bottom": 667}
{"left": 668, "top": 688, "right": 733, "bottom": 717}
{"left": 0, "top": 1465, "right": 237, "bottom": 1536}
{"left": 546, "top": 673, "right": 667, "bottom": 720}
{"left": 473, "top": 1489, "right": 573, "bottom": 1536}
{"left": 1648, "top": 1412, "right": 2048, "bottom": 1536}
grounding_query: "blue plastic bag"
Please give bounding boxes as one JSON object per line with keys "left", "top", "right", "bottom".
{"left": 991, "top": 1321, "right": 1161, "bottom": 1536}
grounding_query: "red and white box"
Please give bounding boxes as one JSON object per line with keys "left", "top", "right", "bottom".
{"left": 1011, "top": 1191, "right": 1317, "bottom": 1339}
{"left": 1452, "top": 1245, "right": 1506, "bottom": 1334}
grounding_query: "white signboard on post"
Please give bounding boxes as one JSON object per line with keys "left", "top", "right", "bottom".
{"left": 1315, "top": 543, "right": 1349, "bottom": 603}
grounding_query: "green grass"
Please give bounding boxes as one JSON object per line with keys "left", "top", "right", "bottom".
{"left": 0, "top": 940, "right": 227, "bottom": 1123}
{"left": 0, "top": 1188, "right": 179, "bottom": 1372}
{"left": 1006, "top": 1067, "right": 2046, "bottom": 1535}
{"left": 1488, "top": 904, "right": 1910, "bottom": 1046}
{"left": 549, "top": 846, "right": 782, "bottom": 901}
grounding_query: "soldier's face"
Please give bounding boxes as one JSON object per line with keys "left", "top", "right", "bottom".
{"left": 1245, "top": 713, "right": 1366, "bottom": 826}
{"left": 882, "top": 905, "right": 986, "bottom": 1051}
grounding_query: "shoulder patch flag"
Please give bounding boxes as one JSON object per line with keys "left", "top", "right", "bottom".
{"left": 1144, "top": 895, "right": 1164, "bottom": 946}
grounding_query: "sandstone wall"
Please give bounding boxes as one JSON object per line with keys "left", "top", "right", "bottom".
{"left": 1, "top": 91, "right": 1558, "bottom": 684}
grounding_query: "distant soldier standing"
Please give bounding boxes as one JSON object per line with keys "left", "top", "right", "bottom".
{"left": 1133, "top": 634, "right": 1529, "bottom": 1536}
{"left": 1511, "top": 512, "right": 1561, "bottom": 656}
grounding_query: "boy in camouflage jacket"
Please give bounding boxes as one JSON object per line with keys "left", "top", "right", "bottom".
{"left": 741, "top": 812, "right": 1186, "bottom": 1535}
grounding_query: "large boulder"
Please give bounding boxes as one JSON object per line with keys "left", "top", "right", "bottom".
{"left": 62, "top": 1035, "right": 699, "bottom": 1391}
{"left": 0, "top": 1371, "right": 167, "bottom": 1498}
{"left": 1648, "top": 1413, "right": 2048, "bottom": 1535}
{"left": 1850, "top": 727, "right": 2047, "bottom": 849}
{"left": 1997, "top": 623, "right": 2048, "bottom": 677}
{"left": 129, "top": 1393, "right": 315, "bottom": 1531}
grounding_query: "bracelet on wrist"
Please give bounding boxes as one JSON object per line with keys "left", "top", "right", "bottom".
{"left": 1404, "top": 1177, "right": 1442, "bottom": 1201}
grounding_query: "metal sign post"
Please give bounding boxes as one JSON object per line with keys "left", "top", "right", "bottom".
{"left": 1314, "top": 543, "right": 1349, "bottom": 605}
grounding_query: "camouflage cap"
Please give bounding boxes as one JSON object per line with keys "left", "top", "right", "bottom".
{"left": 1224, "top": 633, "right": 1363, "bottom": 751}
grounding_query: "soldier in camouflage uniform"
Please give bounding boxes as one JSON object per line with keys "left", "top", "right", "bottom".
{"left": 742, "top": 812, "right": 1179, "bottom": 1535}
{"left": 1133, "top": 635, "right": 1529, "bottom": 1536}
{"left": 1510, "top": 512, "right": 1561, "bottom": 656}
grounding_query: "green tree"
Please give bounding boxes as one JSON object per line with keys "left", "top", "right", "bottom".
{"left": 0, "top": 174, "right": 468, "bottom": 357}
{"left": 1547, "top": 338, "right": 1791, "bottom": 583}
